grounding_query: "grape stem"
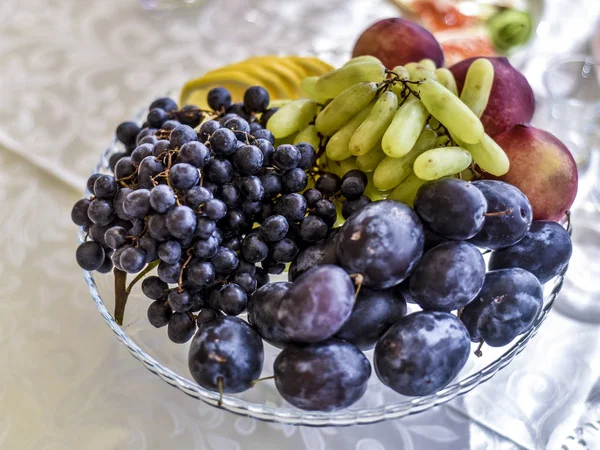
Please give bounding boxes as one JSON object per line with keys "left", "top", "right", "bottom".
{"left": 348, "top": 273, "right": 364, "bottom": 299}
{"left": 217, "top": 376, "right": 224, "bottom": 407}
{"left": 474, "top": 339, "right": 484, "bottom": 358}
{"left": 125, "top": 260, "right": 160, "bottom": 294}
{"left": 249, "top": 375, "right": 275, "bottom": 387}
{"left": 114, "top": 268, "right": 129, "bottom": 326}
{"left": 178, "top": 250, "right": 194, "bottom": 292}
{"left": 484, "top": 208, "right": 513, "bottom": 217}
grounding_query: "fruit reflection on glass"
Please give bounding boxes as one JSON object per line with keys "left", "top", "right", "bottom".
{"left": 72, "top": 20, "right": 576, "bottom": 413}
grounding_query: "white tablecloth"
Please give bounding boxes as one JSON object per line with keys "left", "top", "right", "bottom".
{"left": 1, "top": 0, "right": 600, "bottom": 448}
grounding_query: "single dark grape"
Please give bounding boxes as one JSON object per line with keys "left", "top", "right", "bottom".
{"left": 336, "top": 200, "right": 424, "bottom": 289}
{"left": 205, "top": 158, "right": 234, "bottom": 184}
{"left": 303, "top": 189, "right": 322, "bottom": 208}
{"left": 186, "top": 259, "right": 216, "bottom": 287}
{"left": 177, "top": 141, "right": 210, "bottom": 168}
{"left": 243, "top": 86, "right": 270, "bottom": 113}
{"left": 168, "top": 312, "right": 196, "bottom": 344}
{"left": 240, "top": 176, "right": 264, "bottom": 202}
{"left": 160, "top": 120, "right": 180, "bottom": 132}
{"left": 204, "top": 198, "right": 227, "bottom": 221}
{"left": 273, "top": 144, "right": 300, "bottom": 171}
{"left": 260, "top": 214, "right": 288, "bottom": 242}
{"left": 340, "top": 170, "right": 367, "bottom": 200}
{"left": 282, "top": 168, "right": 308, "bottom": 193}
{"left": 234, "top": 145, "right": 264, "bottom": 175}
{"left": 198, "top": 120, "right": 221, "bottom": 142}
{"left": 259, "top": 172, "right": 281, "bottom": 198}
{"left": 375, "top": 311, "right": 470, "bottom": 396}
{"left": 488, "top": 221, "right": 572, "bottom": 284}
{"left": 138, "top": 135, "right": 158, "bottom": 146}
{"left": 138, "top": 156, "right": 165, "bottom": 189}
{"left": 148, "top": 214, "right": 171, "bottom": 242}
{"left": 120, "top": 246, "right": 146, "bottom": 273}
{"left": 71, "top": 198, "right": 93, "bottom": 227}
{"left": 116, "top": 121, "right": 141, "bottom": 146}
{"left": 147, "top": 301, "right": 172, "bottom": 328}
{"left": 221, "top": 236, "right": 241, "bottom": 252}
{"left": 211, "top": 246, "right": 239, "bottom": 275}
{"left": 342, "top": 195, "right": 371, "bottom": 219}
{"left": 274, "top": 339, "right": 371, "bottom": 411}
{"left": 240, "top": 233, "right": 269, "bottom": 263}
{"left": 299, "top": 215, "right": 328, "bottom": 243}
{"left": 207, "top": 87, "right": 232, "bottom": 111}
{"left": 149, "top": 185, "right": 176, "bottom": 213}
{"left": 193, "top": 235, "right": 219, "bottom": 259}
{"left": 122, "top": 190, "right": 151, "bottom": 219}
{"left": 169, "top": 124, "right": 197, "bottom": 149}
{"left": 177, "top": 105, "right": 203, "bottom": 128}
{"left": 166, "top": 206, "right": 197, "bottom": 240}
{"left": 149, "top": 97, "right": 178, "bottom": 113}
{"left": 158, "top": 240, "right": 182, "bottom": 264}
{"left": 414, "top": 178, "right": 487, "bottom": 240}
{"left": 114, "top": 157, "right": 135, "bottom": 180}
{"left": 460, "top": 268, "right": 544, "bottom": 347}
{"left": 409, "top": 241, "right": 485, "bottom": 311}
{"left": 255, "top": 139, "right": 274, "bottom": 166}
{"left": 209, "top": 128, "right": 237, "bottom": 156}
{"left": 169, "top": 163, "right": 200, "bottom": 190}
{"left": 147, "top": 107, "right": 168, "bottom": 128}
{"left": 275, "top": 193, "right": 307, "bottom": 223}
{"left": 184, "top": 186, "right": 213, "bottom": 210}
{"left": 167, "top": 289, "right": 193, "bottom": 312}
{"left": 271, "top": 238, "right": 298, "bottom": 263}
{"left": 252, "top": 128, "right": 274, "bottom": 144}
{"left": 224, "top": 116, "right": 250, "bottom": 141}
{"left": 295, "top": 142, "right": 316, "bottom": 170}
{"left": 235, "top": 259, "right": 256, "bottom": 275}
{"left": 315, "top": 173, "right": 341, "bottom": 195}
{"left": 152, "top": 139, "right": 170, "bottom": 157}
{"left": 232, "top": 272, "right": 257, "bottom": 295}
{"left": 215, "top": 284, "right": 247, "bottom": 315}
{"left": 87, "top": 199, "right": 115, "bottom": 225}
{"left": 188, "top": 316, "right": 264, "bottom": 393}
{"left": 194, "top": 217, "right": 216, "bottom": 240}
{"left": 217, "top": 184, "right": 240, "bottom": 208}
{"left": 97, "top": 253, "right": 114, "bottom": 274}
{"left": 104, "top": 226, "right": 128, "bottom": 250}
{"left": 76, "top": 241, "right": 105, "bottom": 271}
{"left": 142, "top": 276, "right": 169, "bottom": 300}
{"left": 93, "top": 175, "right": 118, "bottom": 199}
{"left": 218, "top": 210, "right": 247, "bottom": 235}
{"left": 313, "top": 199, "right": 337, "bottom": 227}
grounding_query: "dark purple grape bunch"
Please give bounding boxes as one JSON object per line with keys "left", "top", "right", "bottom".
{"left": 72, "top": 86, "right": 320, "bottom": 347}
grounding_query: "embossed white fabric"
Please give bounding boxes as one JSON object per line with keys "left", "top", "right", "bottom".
{"left": 1, "top": 0, "right": 600, "bottom": 448}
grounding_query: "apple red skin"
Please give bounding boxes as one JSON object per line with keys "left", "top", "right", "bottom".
{"left": 450, "top": 57, "right": 535, "bottom": 138}
{"left": 491, "top": 124, "right": 578, "bottom": 222}
{"left": 352, "top": 18, "right": 444, "bottom": 69}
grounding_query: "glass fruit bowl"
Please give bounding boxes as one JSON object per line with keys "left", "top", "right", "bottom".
{"left": 80, "top": 134, "right": 568, "bottom": 426}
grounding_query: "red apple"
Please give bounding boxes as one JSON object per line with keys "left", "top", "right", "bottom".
{"left": 352, "top": 18, "right": 444, "bottom": 69}
{"left": 450, "top": 57, "right": 535, "bottom": 137}
{"left": 491, "top": 124, "right": 578, "bottom": 222}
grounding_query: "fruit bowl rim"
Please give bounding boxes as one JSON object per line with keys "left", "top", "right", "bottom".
{"left": 80, "top": 111, "right": 567, "bottom": 427}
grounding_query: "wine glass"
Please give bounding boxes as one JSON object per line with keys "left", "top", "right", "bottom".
{"left": 541, "top": 55, "right": 600, "bottom": 323}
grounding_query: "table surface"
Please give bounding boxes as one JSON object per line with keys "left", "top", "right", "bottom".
{"left": 2, "top": 0, "right": 600, "bottom": 449}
